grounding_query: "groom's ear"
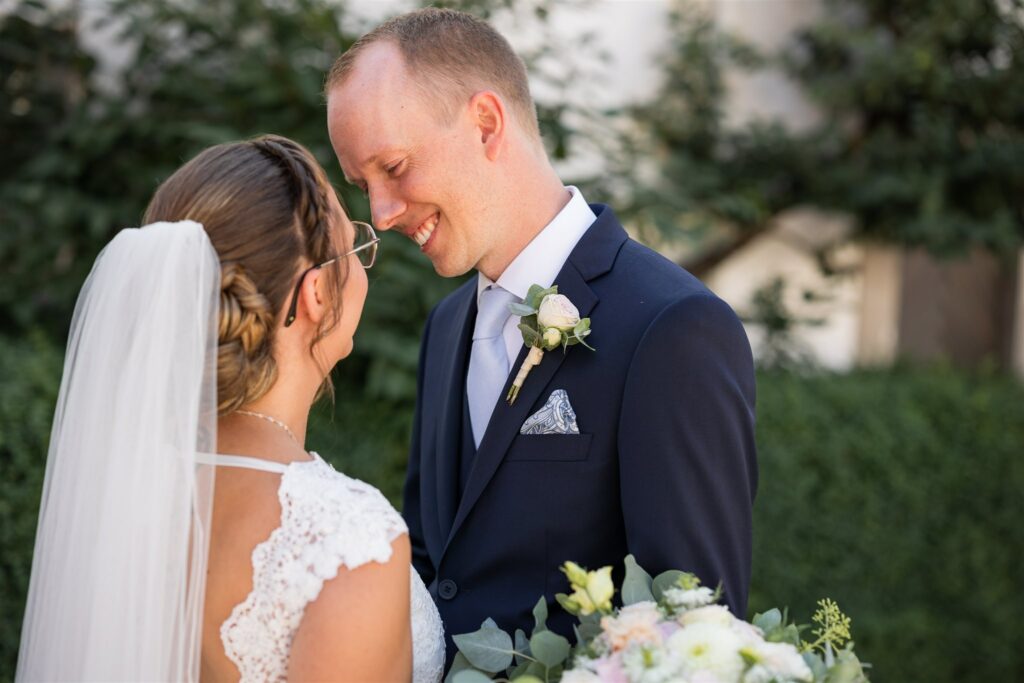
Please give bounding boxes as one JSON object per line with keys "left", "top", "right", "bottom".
{"left": 469, "top": 90, "right": 507, "bottom": 161}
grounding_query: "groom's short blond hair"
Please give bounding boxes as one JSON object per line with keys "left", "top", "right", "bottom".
{"left": 326, "top": 8, "right": 540, "bottom": 139}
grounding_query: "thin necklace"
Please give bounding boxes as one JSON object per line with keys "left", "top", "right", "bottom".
{"left": 236, "top": 410, "right": 302, "bottom": 447}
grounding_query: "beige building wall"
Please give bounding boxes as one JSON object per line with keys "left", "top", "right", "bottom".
{"left": 1008, "top": 251, "right": 1024, "bottom": 379}
{"left": 709, "top": 0, "right": 823, "bottom": 133}
{"left": 856, "top": 245, "right": 902, "bottom": 366}
{"left": 703, "top": 209, "right": 863, "bottom": 370}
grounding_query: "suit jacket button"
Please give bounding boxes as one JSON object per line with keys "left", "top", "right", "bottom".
{"left": 438, "top": 579, "right": 458, "bottom": 600}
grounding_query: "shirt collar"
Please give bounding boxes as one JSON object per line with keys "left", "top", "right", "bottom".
{"left": 477, "top": 186, "right": 597, "bottom": 303}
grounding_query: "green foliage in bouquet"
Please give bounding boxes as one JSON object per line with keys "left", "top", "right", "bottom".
{"left": 450, "top": 555, "right": 869, "bottom": 683}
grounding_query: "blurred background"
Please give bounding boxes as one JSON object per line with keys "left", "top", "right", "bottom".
{"left": 2, "top": 0, "right": 1023, "bottom": 680}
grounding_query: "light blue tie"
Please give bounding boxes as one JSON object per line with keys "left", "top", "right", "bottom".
{"left": 467, "top": 286, "right": 517, "bottom": 447}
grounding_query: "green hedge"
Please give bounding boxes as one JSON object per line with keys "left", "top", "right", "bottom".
{"left": 751, "top": 366, "right": 1024, "bottom": 681}
{"left": 0, "top": 334, "right": 62, "bottom": 681}
{"left": 2, "top": 334, "right": 1022, "bottom": 681}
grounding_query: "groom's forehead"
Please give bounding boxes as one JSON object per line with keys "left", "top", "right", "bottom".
{"left": 339, "top": 42, "right": 413, "bottom": 98}
{"left": 328, "top": 49, "right": 427, "bottom": 132}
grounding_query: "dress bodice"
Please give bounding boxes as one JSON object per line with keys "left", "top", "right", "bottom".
{"left": 198, "top": 452, "right": 444, "bottom": 682}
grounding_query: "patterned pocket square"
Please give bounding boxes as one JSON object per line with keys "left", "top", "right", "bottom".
{"left": 520, "top": 389, "right": 580, "bottom": 435}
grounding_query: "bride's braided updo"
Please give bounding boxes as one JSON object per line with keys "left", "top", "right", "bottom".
{"left": 143, "top": 134, "right": 348, "bottom": 414}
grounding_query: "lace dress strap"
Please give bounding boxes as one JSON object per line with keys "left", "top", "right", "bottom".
{"left": 194, "top": 452, "right": 291, "bottom": 474}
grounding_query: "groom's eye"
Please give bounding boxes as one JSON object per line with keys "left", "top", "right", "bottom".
{"left": 385, "top": 160, "right": 404, "bottom": 177}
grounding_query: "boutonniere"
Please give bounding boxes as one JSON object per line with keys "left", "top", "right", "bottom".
{"left": 506, "top": 284, "right": 595, "bottom": 405}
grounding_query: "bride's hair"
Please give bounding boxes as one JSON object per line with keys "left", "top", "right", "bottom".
{"left": 143, "top": 134, "right": 347, "bottom": 414}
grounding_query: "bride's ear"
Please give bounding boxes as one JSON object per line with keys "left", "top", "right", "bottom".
{"left": 297, "top": 267, "right": 327, "bottom": 326}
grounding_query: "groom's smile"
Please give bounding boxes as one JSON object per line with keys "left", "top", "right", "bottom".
{"left": 411, "top": 212, "right": 440, "bottom": 250}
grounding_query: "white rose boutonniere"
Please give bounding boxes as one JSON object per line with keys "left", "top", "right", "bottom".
{"left": 505, "top": 284, "right": 595, "bottom": 405}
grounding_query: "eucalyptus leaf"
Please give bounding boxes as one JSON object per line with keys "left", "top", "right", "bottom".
{"left": 525, "top": 284, "right": 547, "bottom": 309}
{"left": 444, "top": 652, "right": 473, "bottom": 683}
{"left": 544, "top": 664, "right": 564, "bottom": 683}
{"left": 752, "top": 608, "right": 783, "bottom": 632}
{"left": 508, "top": 661, "right": 532, "bottom": 680}
{"left": 803, "top": 651, "right": 827, "bottom": 681}
{"left": 529, "top": 630, "right": 571, "bottom": 667}
{"left": 766, "top": 623, "right": 802, "bottom": 646}
{"left": 525, "top": 661, "right": 546, "bottom": 678}
{"left": 532, "top": 596, "right": 549, "bottom": 633}
{"left": 509, "top": 302, "right": 537, "bottom": 317}
{"left": 622, "top": 554, "right": 654, "bottom": 605}
{"left": 510, "top": 676, "right": 545, "bottom": 683}
{"left": 576, "top": 620, "right": 603, "bottom": 641}
{"left": 519, "top": 323, "right": 541, "bottom": 347}
{"left": 826, "top": 649, "right": 869, "bottom": 683}
{"left": 452, "top": 671, "right": 495, "bottom": 683}
{"left": 652, "top": 570, "right": 685, "bottom": 601}
{"left": 575, "top": 335, "right": 596, "bottom": 351}
{"left": 453, "top": 625, "right": 515, "bottom": 673}
{"left": 514, "top": 628, "right": 530, "bottom": 666}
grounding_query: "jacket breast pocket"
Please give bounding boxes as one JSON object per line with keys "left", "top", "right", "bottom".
{"left": 504, "top": 433, "right": 593, "bottom": 462}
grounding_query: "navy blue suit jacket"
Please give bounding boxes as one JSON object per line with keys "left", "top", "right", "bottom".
{"left": 402, "top": 205, "right": 757, "bottom": 664}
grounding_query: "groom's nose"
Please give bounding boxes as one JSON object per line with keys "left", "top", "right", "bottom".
{"left": 368, "top": 184, "right": 406, "bottom": 232}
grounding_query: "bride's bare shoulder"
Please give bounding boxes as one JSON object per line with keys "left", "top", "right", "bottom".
{"left": 288, "top": 533, "right": 413, "bottom": 681}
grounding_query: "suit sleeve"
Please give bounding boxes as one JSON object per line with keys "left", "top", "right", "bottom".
{"left": 618, "top": 292, "right": 758, "bottom": 617}
{"left": 402, "top": 307, "right": 437, "bottom": 586}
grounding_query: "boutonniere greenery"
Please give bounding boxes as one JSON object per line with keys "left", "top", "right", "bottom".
{"left": 506, "top": 284, "right": 594, "bottom": 405}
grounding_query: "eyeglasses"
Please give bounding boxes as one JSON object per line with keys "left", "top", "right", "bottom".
{"left": 284, "top": 220, "right": 379, "bottom": 327}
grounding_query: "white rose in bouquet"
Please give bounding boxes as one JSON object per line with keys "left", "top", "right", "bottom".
{"left": 560, "top": 670, "right": 602, "bottom": 683}
{"left": 742, "top": 641, "right": 814, "bottom": 683}
{"left": 668, "top": 622, "right": 746, "bottom": 682}
{"left": 678, "top": 605, "right": 736, "bottom": 628}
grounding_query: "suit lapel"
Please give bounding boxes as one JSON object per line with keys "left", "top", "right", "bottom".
{"left": 438, "top": 204, "right": 628, "bottom": 557}
{"left": 444, "top": 261, "right": 598, "bottom": 550}
{"left": 434, "top": 285, "right": 476, "bottom": 548}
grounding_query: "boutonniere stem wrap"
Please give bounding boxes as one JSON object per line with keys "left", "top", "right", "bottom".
{"left": 506, "top": 284, "right": 594, "bottom": 405}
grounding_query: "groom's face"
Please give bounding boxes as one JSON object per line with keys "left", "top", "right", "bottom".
{"left": 326, "top": 43, "right": 501, "bottom": 278}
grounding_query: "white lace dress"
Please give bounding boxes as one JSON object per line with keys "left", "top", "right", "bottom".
{"left": 197, "top": 451, "right": 445, "bottom": 683}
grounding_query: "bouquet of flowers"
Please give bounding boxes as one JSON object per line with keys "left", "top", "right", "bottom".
{"left": 449, "top": 555, "right": 869, "bottom": 683}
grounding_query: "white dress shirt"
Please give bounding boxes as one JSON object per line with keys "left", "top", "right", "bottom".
{"left": 476, "top": 186, "right": 597, "bottom": 368}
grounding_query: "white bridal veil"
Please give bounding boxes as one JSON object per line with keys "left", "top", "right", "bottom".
{"left": 16, "top": 221, "right": 220, "bottom": 682}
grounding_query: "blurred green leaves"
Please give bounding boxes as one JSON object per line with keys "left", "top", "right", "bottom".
{"left": 604, "top": 0, "right": 1024, "bottom": 272}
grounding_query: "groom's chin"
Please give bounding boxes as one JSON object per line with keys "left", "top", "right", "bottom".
{"left": 431, "top": 260, "right": 474, "bottom": 279}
